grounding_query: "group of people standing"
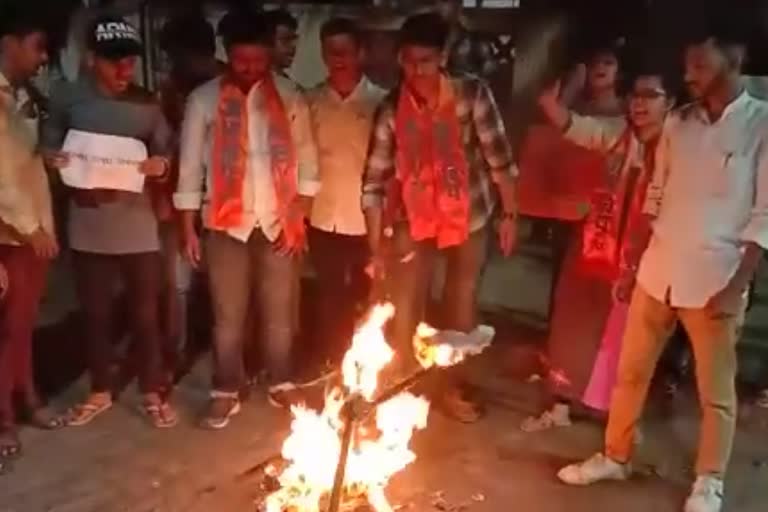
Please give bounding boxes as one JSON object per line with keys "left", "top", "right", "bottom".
{"left": 0, "top": 2, "right": 766, "bottom": 512}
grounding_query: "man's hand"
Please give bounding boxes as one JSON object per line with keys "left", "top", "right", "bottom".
{"left": 497, "top": 216, "right": 519, "bottom": 257}
{"left": 707, "top": 282, "right": 746, "bottom": 316}
{"left": 43, "top": 150, "right": 70, "bottom": 169}
{"left": 613, "top": 275, "right": 635, "bottom": 304}
{"left": 139, "top": 157, "right": 169, "bottom": 178}
{"left": 0, "top": 263, "right": 8, "bottom": 298}
{"left": 23, "top": 228, "right": 59, "bottom": 260}
{"left": 365, "top": 253, "right": 387, "bottom": 281}
{"left": 183, "top": 227, "right": 202, "bottom": 268}
{"left": 537, "top": 79, "right": 562, "bottom": 111}
{"left": 274, "top": 231, "right": 306, "bottom": 257}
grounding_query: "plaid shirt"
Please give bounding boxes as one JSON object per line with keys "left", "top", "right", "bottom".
{"left": 362, "top": 74, "right": 516, "bottom": 233}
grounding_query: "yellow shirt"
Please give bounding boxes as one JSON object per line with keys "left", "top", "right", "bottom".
{"left": 306, "top": 77, "right": 387, "bottom": 236}
{"left": 0, "top": 72, "right": 54, "bottom": 244}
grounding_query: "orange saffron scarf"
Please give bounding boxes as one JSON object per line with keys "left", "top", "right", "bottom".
{"left": 393, "top": 80, "right": 470, "bottom": 248}
{"left": 581, "top": 128, "right": 633, "bottom": 280}
{"left": 209, "top": 76, "right": 304, "bottom": 249}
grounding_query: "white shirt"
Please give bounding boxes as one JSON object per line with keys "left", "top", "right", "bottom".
{"left": 638, "top": 91, "right": 768, "bottom": 308}
{"left": 174, "top": 73, "right": 320, "bottom": 242}
{"left": 306, "top": 77, "right": 387, "bottom": 235}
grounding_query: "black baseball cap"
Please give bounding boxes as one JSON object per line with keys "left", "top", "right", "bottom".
{"left": 88, "top": 16, "right": 143, "bottom": 59}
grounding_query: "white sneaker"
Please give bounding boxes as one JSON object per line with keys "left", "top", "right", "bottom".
{"left": 557, "top": 453, "right": 631, "bottom": 486}
{"left": 684, "top": 476, "right": 723, "bottom": 512}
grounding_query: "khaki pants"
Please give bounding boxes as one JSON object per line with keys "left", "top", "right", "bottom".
{"left": 605, "top": 285, "right": 742, "bottom": 478}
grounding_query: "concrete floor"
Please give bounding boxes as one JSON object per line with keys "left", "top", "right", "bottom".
{"left": 4, "top": 235, "right": 768, "bottom": 512}
{"left": 2, "top": 336, "right": 768, "bottom": 512}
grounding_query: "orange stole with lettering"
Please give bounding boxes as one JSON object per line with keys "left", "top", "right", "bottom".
{"left": 393, "top": 82, "right": 470, "bottom": 249}
{"left": 581, "top": 128, "right": 633, "bottom": 280}
{"left": 209, "top": 76, "right": 304, "bottom": 249}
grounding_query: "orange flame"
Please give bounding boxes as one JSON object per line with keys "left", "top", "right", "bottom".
{"left": 264, "top": 304, "right": 430, "bottom": 512}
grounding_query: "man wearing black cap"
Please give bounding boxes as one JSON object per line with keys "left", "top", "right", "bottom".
{"left": 43, "top": 16, "right": 178, "bottom": 429}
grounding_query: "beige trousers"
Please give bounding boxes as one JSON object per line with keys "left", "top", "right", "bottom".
{"left": 605, "top": 285, "right": 743, "bottom": 478}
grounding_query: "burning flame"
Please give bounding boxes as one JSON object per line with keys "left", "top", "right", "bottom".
{"left": 264, "top": 304, "right": 430, "bottom": 512}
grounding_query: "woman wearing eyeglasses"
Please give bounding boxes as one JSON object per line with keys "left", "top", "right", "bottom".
{"left": 521, "top": 64, "right": 675, "bottom": 432}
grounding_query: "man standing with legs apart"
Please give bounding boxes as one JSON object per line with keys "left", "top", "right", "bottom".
{"left": 305, "top": 18, "right": 387, "bottom": 367}
{"left": 0, "top": 5, "right": 63, "bottom": 461}
{"left": 557, "top": 26, "right": 768, "bottom": 512}
{"left": 43, "top": 16, "right": 178, "bottom": 429}
{"left": 363, "top": 13, "right": 519, "bottom": 423}
{"left": 175, "top": 13, "right": 318, "bottom": 430}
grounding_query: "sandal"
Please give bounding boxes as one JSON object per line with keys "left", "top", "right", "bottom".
{"left": 0, "top": 427, "right": 21, "bottom": 459}
{"left": 28, "top": 407, "right": 65, "bottom": 430}
{"left": 437, "top": 388, "right": 484, "bottom": 424}
{"left": 200, "top": 393, "right": 241, "bottom": 430}
{"left": 65, "top": 396, "right": 113, "bottom": 427}
{"left": 142, "top": 401, "right": 178, "bottom": 429}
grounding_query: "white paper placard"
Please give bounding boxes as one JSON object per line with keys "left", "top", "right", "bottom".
{"left": 60, "top": 129, "right": 147, "bottom": 193}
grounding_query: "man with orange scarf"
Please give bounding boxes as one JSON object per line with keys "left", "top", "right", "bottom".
{"left": 174, "top": 13, "right": 319, "bottom": 430}
{"left": 362, "top": 13, "right": 519, "bottom": 423}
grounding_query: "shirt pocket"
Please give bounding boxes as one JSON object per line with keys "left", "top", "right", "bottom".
{"left": 712, "top": 151, "right": 749, "bottom": 199}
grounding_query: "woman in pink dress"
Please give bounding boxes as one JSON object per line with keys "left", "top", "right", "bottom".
{"left": 521, "top": 65, "right": 675, "bottom": 432}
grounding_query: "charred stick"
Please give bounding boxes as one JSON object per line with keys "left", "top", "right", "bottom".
{"left": 370, "top": 367, "right": 433, "bottom": 409}
{"left": 328, "top": 399, "right": 358, "bottom": 512}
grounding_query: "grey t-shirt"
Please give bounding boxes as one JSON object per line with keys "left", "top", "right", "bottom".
{"left": 43, "top": 78, "right": 172, "bottom": 255}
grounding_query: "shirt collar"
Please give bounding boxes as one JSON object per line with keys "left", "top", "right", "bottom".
{"left": 693, "top": 89, "right": 752, "bottom": 124}
{"left": 326, "top": 75, "right": 370, "bottom": 103}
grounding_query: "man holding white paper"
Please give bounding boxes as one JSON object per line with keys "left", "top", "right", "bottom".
{"left": 42, "top": 16, "right": 178, "bottom": 429}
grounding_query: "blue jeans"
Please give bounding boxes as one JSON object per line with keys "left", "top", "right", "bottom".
{"left": 205, "top": 230, "right": 300, "bottom": 393}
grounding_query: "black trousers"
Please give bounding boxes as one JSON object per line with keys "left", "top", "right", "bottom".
{"left": 73, "top": 251, "right": 164, "bottom": 394}
{"left": 309, "top": 227, "right": 370, "bottom": 364}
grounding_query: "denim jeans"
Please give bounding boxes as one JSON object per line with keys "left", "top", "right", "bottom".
{"left": 205, "top": 230, "right": 300, "bottom": 393}
{"left": 387, "top": 225, "right": 489, "bottom": 376}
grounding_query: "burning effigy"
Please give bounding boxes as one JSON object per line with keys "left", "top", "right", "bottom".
{"left": 260, "top": 303, "right": 494, "bottom": 512}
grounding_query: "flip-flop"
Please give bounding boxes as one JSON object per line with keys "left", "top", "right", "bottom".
{"left": 142, "top": 402, "right": 179, "bottom": 429}
{"left": 65, "top": 400, "right": 113, "bottom": 427}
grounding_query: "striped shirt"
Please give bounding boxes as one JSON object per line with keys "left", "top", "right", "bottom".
{"left": 361, "top": 74, "right": 516, "bottom": 233}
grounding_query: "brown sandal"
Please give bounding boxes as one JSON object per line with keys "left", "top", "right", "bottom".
{"left": 142, "top": 401, "right": 178, "bottom": 429}
{"left": 65, "top": 397, "right": 113, "bottom": 427}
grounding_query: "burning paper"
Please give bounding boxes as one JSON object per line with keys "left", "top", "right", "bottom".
{"left": 412, "top": 324, "right": 495, "bottom": 369}
{"left": 263, "top": 304, "right": 494, "bottom": 512}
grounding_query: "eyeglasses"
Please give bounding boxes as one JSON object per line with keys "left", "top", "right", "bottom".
{"left": 630, "top": 89, "right": 666, "bottom": 99}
